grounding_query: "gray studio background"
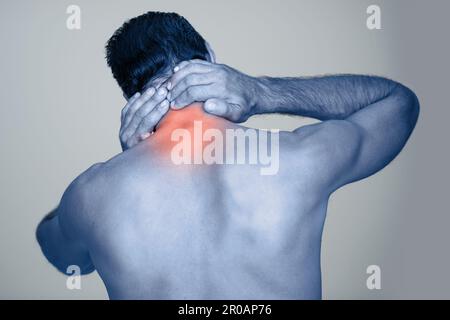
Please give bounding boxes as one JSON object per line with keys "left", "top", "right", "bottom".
{"left": 0, "top": 0, "right": 448, "bottom": 299}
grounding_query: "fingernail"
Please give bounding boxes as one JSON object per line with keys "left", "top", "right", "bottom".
{"left": 162, "top": 100, "right": 169, "bottom": 107}
{"left": 205, "top": 102, "right": 216, "bottom": 111}
{"left": 170, "top": 101, "right": 175, "bottom": 108}
{"left": 146, "top": 87, "right": 155, "bottom": 96}
{"left": 174, "top": 66, "right": 179, "bottom": 72}
{"left": 167, "top": 82, "right": 172, "bottom": 90}
{"left": 157, "top": 88, "right": 166, "bottom": 96}
{"left": 140, "top": 132, "right": 151, "bottom": 140}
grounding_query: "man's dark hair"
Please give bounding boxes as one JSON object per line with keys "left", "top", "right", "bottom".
{"left": 106, "top": 12, "right": 209, "bottom": 98}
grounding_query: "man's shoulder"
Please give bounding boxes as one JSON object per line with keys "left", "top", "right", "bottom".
{"left": 56, "top": 162, "right": 106, "bottom": 241}
{"left": 270, "top": 121, "right": 356, "bottom": 189}
{"left": 61, "top": 162, "right": 106, "bottom": 213}
{"left": 71, "top": 162, "right": 106, "bottom": 191}
{"left": 71, "top": 146, "right": 140, "bottom": 185}
{"left": 65, "top": 147, "right": 150, "bottom": 203}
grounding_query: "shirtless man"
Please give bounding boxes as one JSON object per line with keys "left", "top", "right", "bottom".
{"left": 36, "top": 12, "right": 419, "bottom": 299}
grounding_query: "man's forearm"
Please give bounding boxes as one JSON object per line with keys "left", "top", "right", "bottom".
{"left": 252, "top": 75, "right": 399, "bottom": 120}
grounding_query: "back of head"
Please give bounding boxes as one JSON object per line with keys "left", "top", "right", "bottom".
{"left": 106, "top": 12, "right": 209, "bottom": 98}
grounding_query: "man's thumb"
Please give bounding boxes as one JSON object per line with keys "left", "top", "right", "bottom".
{"left": 204, "top": 98, "right": 229, "bottom": 117}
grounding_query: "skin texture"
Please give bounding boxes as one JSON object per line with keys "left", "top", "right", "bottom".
{"left": 36, "top": 59, "right": 419, "bottom": 299}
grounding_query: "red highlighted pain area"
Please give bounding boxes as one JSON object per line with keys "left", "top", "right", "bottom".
{"left": 151, "top": 103, "right": 226, "bottom": 163}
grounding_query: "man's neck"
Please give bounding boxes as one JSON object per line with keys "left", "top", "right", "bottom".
{"left": 156, "top": 103, "right": 225, "bottom": 132}
{"left": 151, "top": 103, "right": 228, "bottom": 159}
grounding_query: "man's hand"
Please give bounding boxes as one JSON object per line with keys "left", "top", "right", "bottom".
{"left": 167, "top": 60, "right": 259, "bottom": 122}
{"left": 119, "top": 86, "right": 170, "bottom": 151}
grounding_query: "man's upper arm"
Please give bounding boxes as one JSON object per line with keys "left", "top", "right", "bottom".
{"left": 294, "top": 83, "right": 419, "bottom": 192}
{"left": 36, "top": 165, "right": 101, "bottom": 274}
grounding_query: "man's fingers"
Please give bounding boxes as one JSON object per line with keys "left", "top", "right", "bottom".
{"left": 126, "top": 99, "right": 170, "bottom": 148}
{"left": 121, "top": 92, "right": 140, "bottom": 122}
{"left": 122, "top": 87, "right": 156, "bottom": 129}
{"left": 204, "top": 98, "right": 229, "bottom": 117}
{"left": 169, "top": 72, "right": 215, "bottom": 103}
{"left": 171, "top": 84, "right": 219, "bottom": 109}
{"left": 121, "top": 87, "right": 167, "bottom": 141}
{"left": 134, "top": 87, "right": 167, "bottom": 120}
{"left": 173, "top": 59, "right": 211, "bottom": 73}
{"left": 168, "top": 63, "right": 212, "bottom": 93}
{"left": 204, "top": 99, "right": 243, "bottom": 122}
{"left": 134, "top": 99, "right": 170, "bottom": 140}
{"left": 173, "top": 60, "right": 191, "bottom": 72}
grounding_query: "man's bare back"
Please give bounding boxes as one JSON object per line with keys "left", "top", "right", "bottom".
{"left": 70, "top": 104, "right": 326, "bottom": 299}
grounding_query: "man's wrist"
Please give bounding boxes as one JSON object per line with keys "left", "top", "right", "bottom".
{"left": 248, "top": 76, "right": 271, "bottom": 116}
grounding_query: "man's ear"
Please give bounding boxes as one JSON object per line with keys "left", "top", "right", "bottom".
{"left": 205, "top": 41, "right": 216, "bottom": 63}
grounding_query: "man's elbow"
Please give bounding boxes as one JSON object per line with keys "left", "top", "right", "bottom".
{"left": 36, "top": 218, "right": 95, "bottom": 275}
{"left": 395, "top": 83, "right": 420, "bottom": 130}
{"left": 36, "top": 222, "right": 67, "bottom": 274}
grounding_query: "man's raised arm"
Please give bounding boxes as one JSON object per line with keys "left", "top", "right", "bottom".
{"left": 165, "top": 61, "right": 419, "bottom": 191}
{"left": 254, "top": 75, "right": 419, "bottom": 191}
{"left": 255, "top": 75, "right": 401, "bottom": 119}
